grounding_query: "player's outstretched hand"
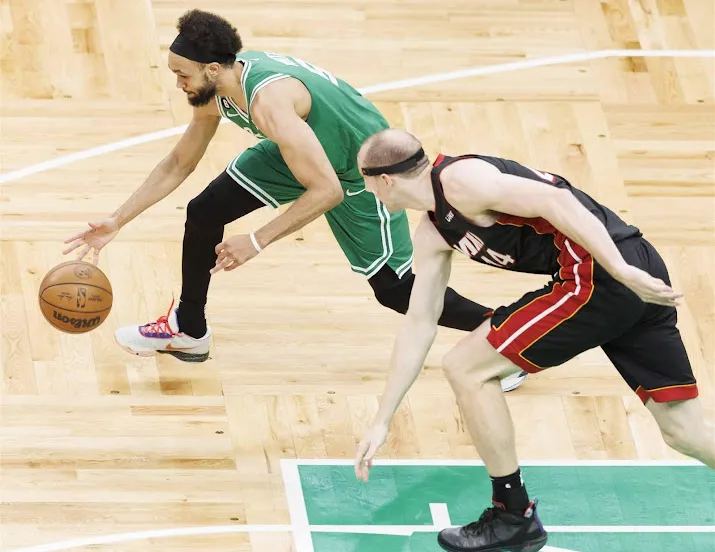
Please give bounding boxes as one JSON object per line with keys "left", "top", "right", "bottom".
{"left": 211, "top": 234, "right": 261, "bottom": 274}
{"left": 354, "top": 421, "right": 389, "bottom": 482}
{"left": 616, "top": 264, "right": 683, "bottom": 307}
{"left": 62, "top": 217, "right": 120, "bottom": 265}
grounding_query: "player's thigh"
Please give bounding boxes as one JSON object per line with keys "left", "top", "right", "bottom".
{"left": 442, "top": 320, "right": 518, "bottom": 382}
{"left": 487, "top": 274, "right": 645, "bottom": 374}
{"left": 226, "top": 140, "right": 305, "bottom": 207}
{"left": 324, "top": 188, "right": 414, "bottom": 279}
{"left": 601, "top": 306, "right": 698, "bottom": 405}
{"left": 187, "top": 170, "right": 266, "bottom": 226}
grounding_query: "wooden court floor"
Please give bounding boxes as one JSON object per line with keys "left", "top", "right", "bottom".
{"left": 1, "top": 0, "right": 713, "bottom": 550}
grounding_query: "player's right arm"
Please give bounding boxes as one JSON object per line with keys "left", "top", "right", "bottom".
{"left": 355, "top": 214, "right": 453, "bottom": 481}
{"left": 63, "top": 103, "right": 221, "bottom": 264}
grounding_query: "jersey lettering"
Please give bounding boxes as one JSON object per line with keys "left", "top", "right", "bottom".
{"left": 455, "top": 232, "right": 516, "bottom": 268}
{"left": 266, "top": 52, "right": 338, "bottom": 86}
{"left": 480, "top": 249, "right": 516, "bottom": 267}
{"left": 455, "top": 232, "right": 485, "bottom": 257}
{"left": 525, "top": 165, "right": 556, "bottom": 183}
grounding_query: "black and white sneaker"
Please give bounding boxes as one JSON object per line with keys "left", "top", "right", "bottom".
{"left": 437, "top": 500, "right": 548, "bottom": 552}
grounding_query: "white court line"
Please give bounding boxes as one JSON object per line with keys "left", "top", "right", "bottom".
{"left": 5, "top": 526, "right": 294, "bottom": 552}
{"left": 280, "top": 460, "right": 315, "bottom": 552}
{"left": 1, "top": 48, "right": 713, "bottom": 186}
{"left": 429, "top": 503, "right": 453, "bottom": 530}
{"left": 7, "top": 523, "right": 713, "bottom": 552}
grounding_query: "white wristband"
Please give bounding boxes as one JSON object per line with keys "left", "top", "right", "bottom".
{"left": 249, "top": 232, "right": 262, "bottom": 253}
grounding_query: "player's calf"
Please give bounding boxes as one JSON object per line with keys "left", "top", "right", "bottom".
{"left": 647, "top": 398, "right": 715, "bottom": 469}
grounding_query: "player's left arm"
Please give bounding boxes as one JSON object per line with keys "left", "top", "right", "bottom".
{"left": 250, "top": 77, "right": 344, "bottom": 247}
{"left": 447, "top": 160, "right": 681, "bottom": 306}
{"left": 355, "top": 214, "right": 453, "bottom": 479}
{"left": 373, "top": 214, "right": 453, "bottom": 426}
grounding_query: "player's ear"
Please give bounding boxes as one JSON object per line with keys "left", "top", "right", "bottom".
{"left": 206, "top": 61, "right": 221, "bottom": 76}
{"left": 380, "top": 174, "right": 393, "bottom": 187}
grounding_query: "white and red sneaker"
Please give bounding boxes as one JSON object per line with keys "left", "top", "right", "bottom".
{"left": 114, "top": 300, "right": 211, "bottom": 363}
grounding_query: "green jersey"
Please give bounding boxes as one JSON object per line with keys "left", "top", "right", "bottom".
{"left": 215, "top": 50, "right": 388, "bottom": 181}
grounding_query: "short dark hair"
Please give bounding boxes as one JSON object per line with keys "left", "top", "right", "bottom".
{"left": 177, "top": 9, "right": 242, "bottom": 67}
{"left": 360, "top": 129, "right": 429, "bottom": 178}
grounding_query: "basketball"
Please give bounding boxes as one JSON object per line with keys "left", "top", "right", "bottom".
{"left": 38, "top": 260, "right": 113, "bottom": 334}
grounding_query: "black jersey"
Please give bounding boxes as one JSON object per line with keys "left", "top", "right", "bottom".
{"left": 427, "top": 154, "right": 642, "bottom": 277}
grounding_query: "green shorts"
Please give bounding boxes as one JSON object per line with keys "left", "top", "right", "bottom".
{"left": 225, "top": 140, "right": 414, "bottom": 279}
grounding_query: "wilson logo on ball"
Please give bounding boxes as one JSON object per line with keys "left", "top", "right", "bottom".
{"left": 52, "top": 310, "right": 101, "bottom": 329}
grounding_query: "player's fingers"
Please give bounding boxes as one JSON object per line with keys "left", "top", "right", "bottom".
{"left": 365, "top": 443, "right": 379, "bottom": 464}
{"left": 647, "top": 293, "right": 680, "bottom": 307}
{"left": 354, "top": 441, "right": 369, "bottom": 478}
{"left": 92, "top": 248, "right": 100, "bottom": 266}
{"left": 62, "top": 239, "right": 84, "bottom": 255}
{"left": 76, "top": 245, "right": 90, "bottom": 260}
{"left": 354, "top": 441, "right": 368, "bottom": 465}
{"left": 63, "top": 230, "right": 90, "bottom": 244}
{"left": 210, "top": 257, "right": 232, "bottom": 274}
{"left": 215, "top": 242, "right": 227, "bottom": 255}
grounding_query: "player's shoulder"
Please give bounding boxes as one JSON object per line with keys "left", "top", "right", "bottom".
{"left": 438, "top": 155, "right": 501, "bottom": 207}
{"left": 239, "top": 50, "right": 300, "bottom": 99}
{"left": 238, "top": 50, "right": 289, "bottom": 76}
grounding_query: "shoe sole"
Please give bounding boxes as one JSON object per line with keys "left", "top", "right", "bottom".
{"left": 501, "top": 371, "right": 528, "bottom": 393}
{"left": 115, "top": 338, "right": 209, "bottom": 363}
{"left": 437, "top": 533, "right": 548, "bottom": 552}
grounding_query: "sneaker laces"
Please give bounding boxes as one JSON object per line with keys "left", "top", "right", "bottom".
{"left": 138, "top": 298, "right": 177, "bottom": 338}
{"left": 463, "top": 507, "right": 501, "bottom": 537}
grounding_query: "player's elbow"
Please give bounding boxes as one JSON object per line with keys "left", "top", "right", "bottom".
{"left": 322, "top": 184, "right": 344, "bottom": 209}
{"left": 542, "top": 188, "right": 577, "bottom": 224}
{"left": 167, "top": 152, "right": 197, "bottom": 179}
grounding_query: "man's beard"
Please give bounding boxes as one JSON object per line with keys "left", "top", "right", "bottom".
{"left": 187, "top": 76, "right": 217, "bottom": 107}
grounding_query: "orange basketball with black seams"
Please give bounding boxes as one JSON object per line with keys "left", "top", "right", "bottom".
{"left": 38, "top": 260, "right": 113, "bottom": 334}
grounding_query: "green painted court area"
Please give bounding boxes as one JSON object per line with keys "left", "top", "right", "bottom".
{"left": 296, "top": 462, "right": 715, "bottom": 552}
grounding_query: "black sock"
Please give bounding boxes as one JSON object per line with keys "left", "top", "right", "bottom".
{"left": 176, "top": 302, "right": 207, "bottom": 339}
{"left": 491, "top": 469, "right": 530, "bottom": 514}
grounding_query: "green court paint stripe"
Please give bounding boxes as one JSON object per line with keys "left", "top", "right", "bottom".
{"left": 307, "top": 525, "right": 715, "bottom": 535}
{"left": 294, "top": 463, "right": 714, "bottom": 527}
{"left": 285, "top": 459, "right": 704, "bottom": 467}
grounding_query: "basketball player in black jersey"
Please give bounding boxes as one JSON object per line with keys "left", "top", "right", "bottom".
{"left": 352, "top": 128, "right": 714, "bottom": 552}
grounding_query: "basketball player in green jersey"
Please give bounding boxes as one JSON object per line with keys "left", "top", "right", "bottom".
{"left": 62, "top": 9, "right": 526, "bottom": 391}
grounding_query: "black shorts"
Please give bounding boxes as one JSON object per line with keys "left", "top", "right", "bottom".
{"left": 486, "top": 237, "right": 698, "bottom": 404}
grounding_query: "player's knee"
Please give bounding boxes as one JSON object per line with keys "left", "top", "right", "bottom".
{"left": 186, "top": 194, "right": 217, "bottom": 229}
{"left": 442, "top": 346, "right": 488, "bottom": 385}
{"left": 373, "top": 287, "right": 409, "bottom": 314}
{"left": 370, "top": 270, "right": 412, "bottom": 314}
{"left": 441, "top": 348, "right": 466, "bottom": 383}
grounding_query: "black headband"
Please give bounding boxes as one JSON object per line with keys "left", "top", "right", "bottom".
{"left": 169, "top": 33, "right": 235, "bottom": 65}
{"left": 361, "top": 148, "right": 426, "bottom": 177}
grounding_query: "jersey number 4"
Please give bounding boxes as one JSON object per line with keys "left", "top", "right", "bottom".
{"left": 455, "top": 232, "right": 515, "bottom": 268}
{"left": 266, "top": 53, "right": 339, "bottom": 86}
